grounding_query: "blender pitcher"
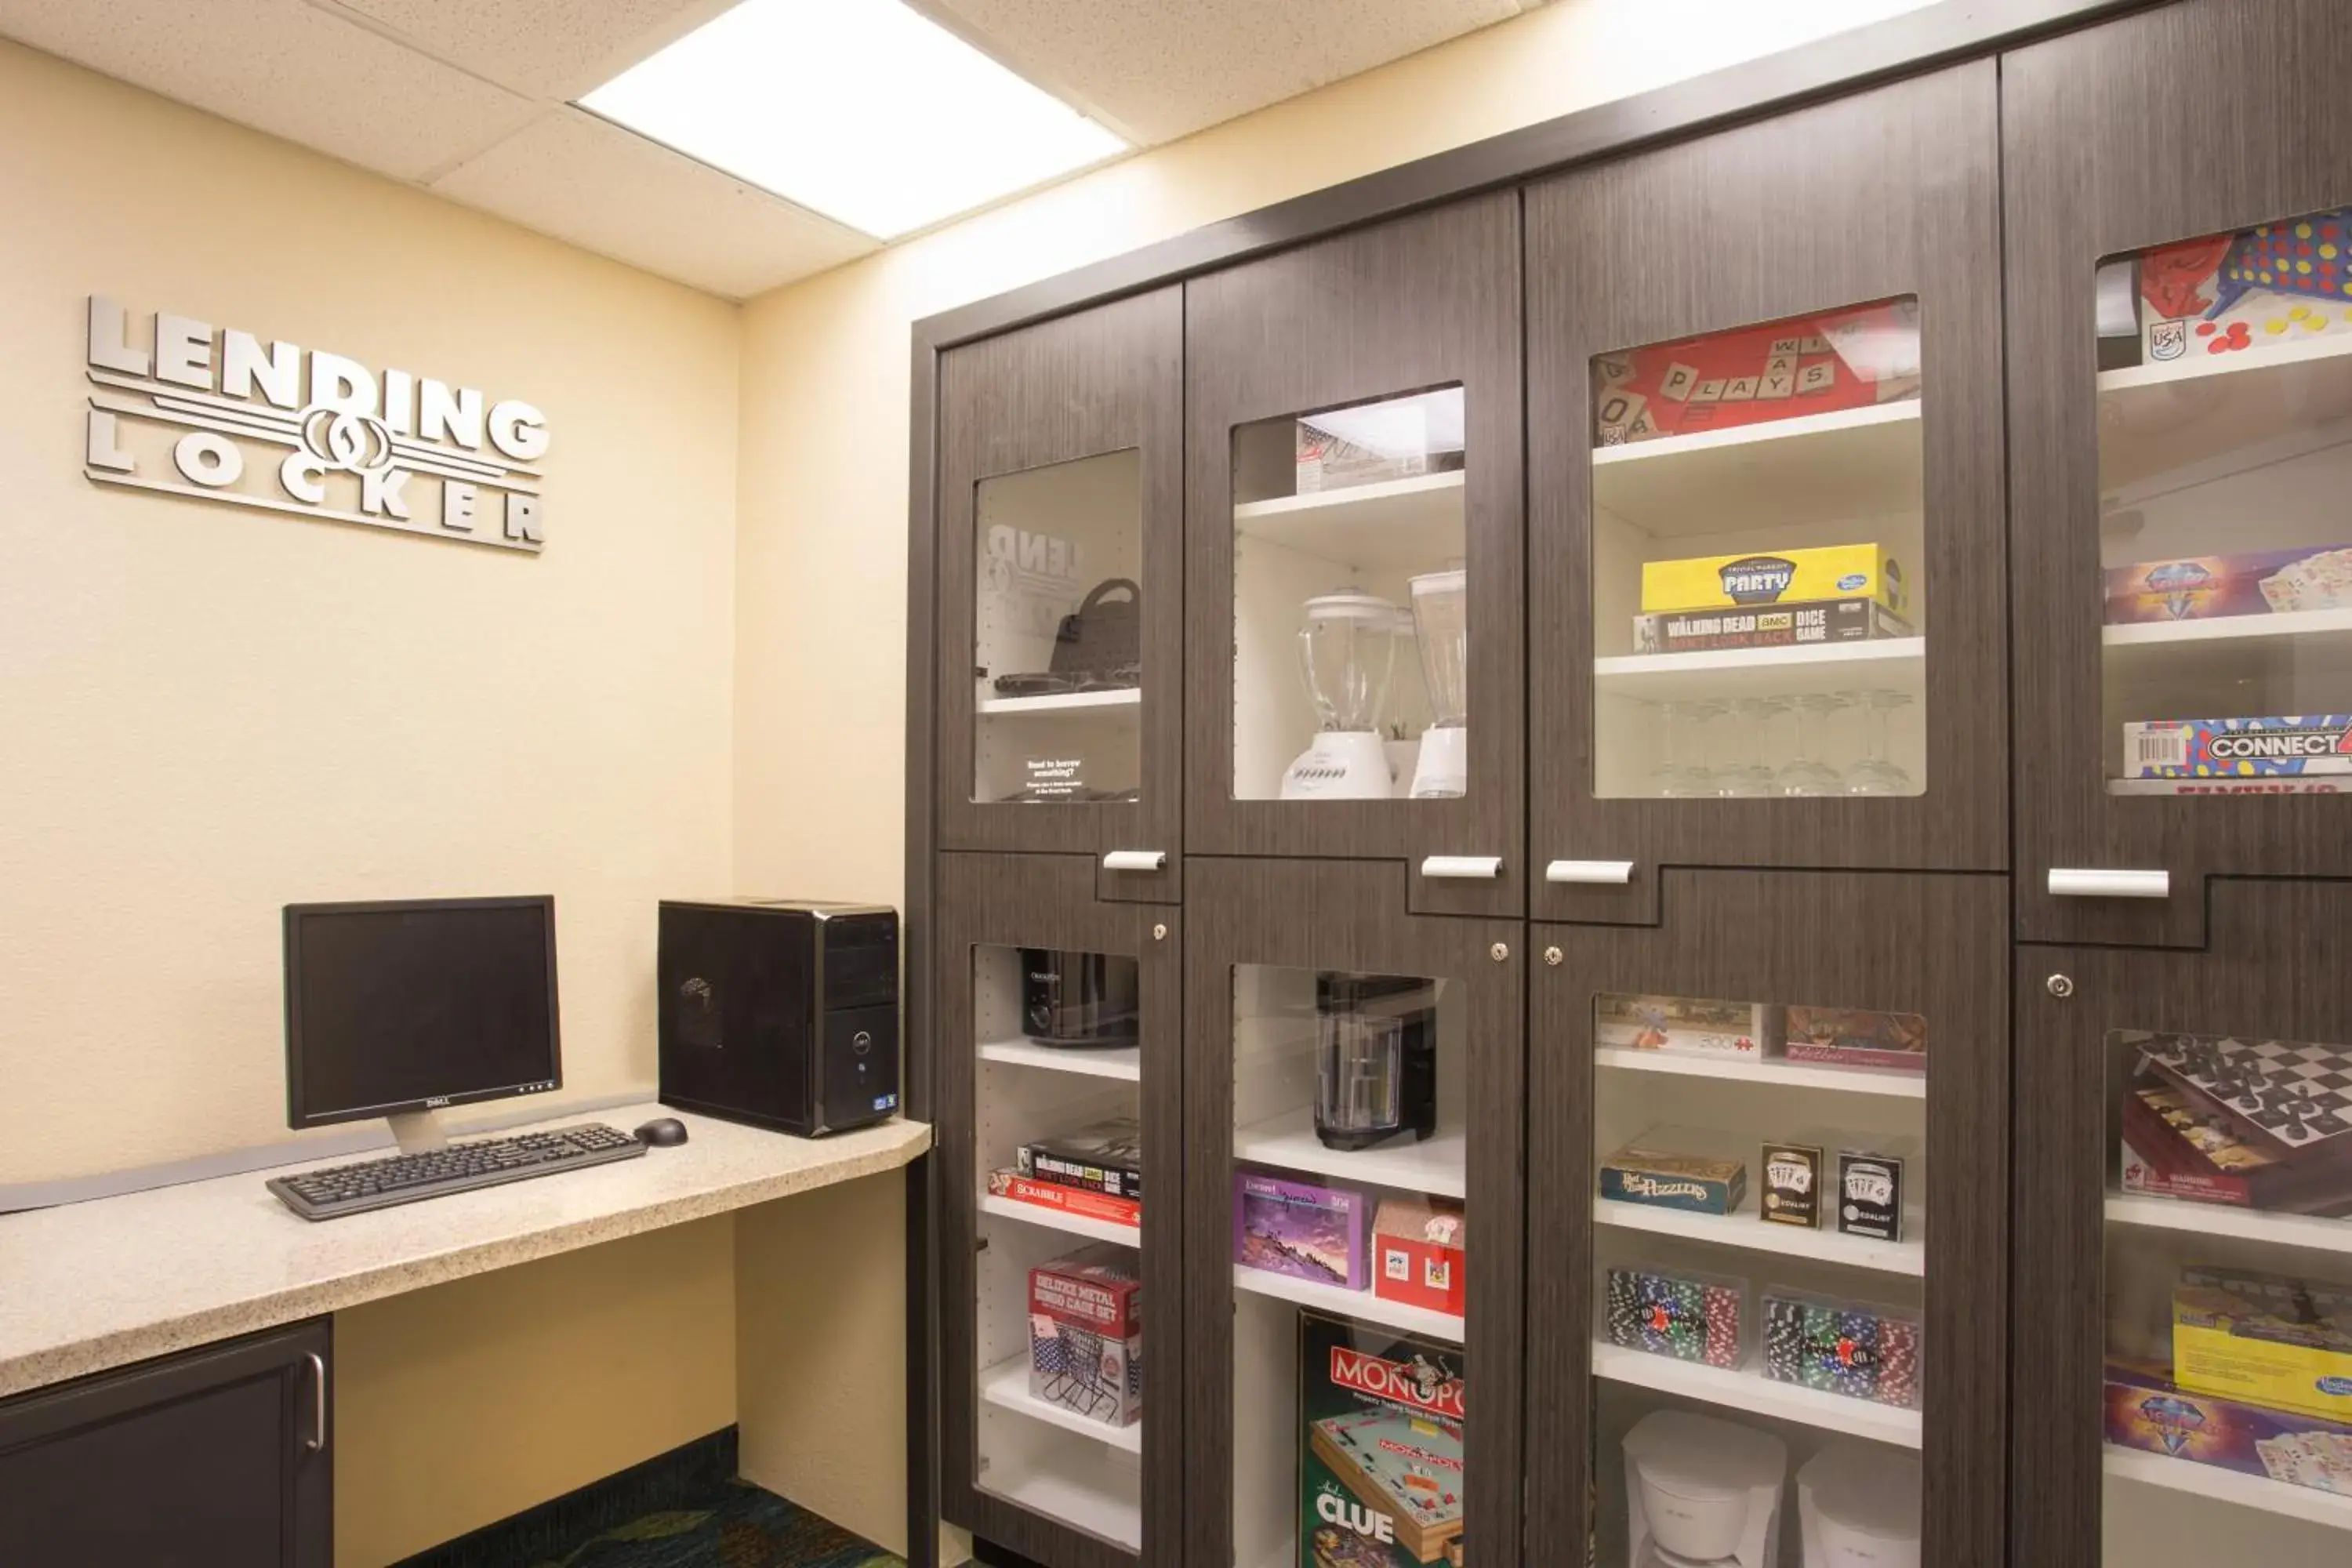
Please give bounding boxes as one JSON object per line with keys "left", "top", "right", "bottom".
{"left": 1279, "top": 590, "right": 1400, "bottom": 800}
{"left": 1313, "top": 972, "right": 1438, "bottom": 1152}
{"left": 1407, "top": 569, "right": 1468, "bottom": 799}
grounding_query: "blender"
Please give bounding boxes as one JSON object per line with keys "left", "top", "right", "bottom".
{"left": 1312, "top": 972, "right": 1438, "bottom": 1151}
{"left": 1280, "top": 590, "right": 1401, "bottom": 800}
{"left": 1407, "top": 569, "right": 1468, "bottom": 799}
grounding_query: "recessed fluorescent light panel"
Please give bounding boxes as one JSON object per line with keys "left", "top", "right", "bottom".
{"left": 581, "top": 0, "right": 1127, "bottom": 240}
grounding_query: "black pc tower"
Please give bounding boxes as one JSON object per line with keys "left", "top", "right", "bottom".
{"left": 656, "top": 899, "right": 900, "bottom": 1138}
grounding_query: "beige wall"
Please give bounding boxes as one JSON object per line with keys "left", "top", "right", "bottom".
{"left": 0, "top": 37, "right": 739, "bottom": 1189}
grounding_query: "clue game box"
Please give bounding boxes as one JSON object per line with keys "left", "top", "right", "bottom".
{"left": 1299, "top": 1311, "right": 1466, "bottom": 1567}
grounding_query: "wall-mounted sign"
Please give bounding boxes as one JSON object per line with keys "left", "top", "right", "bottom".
{"left": 82, "top": 296, "right": 547, "bottom": 554}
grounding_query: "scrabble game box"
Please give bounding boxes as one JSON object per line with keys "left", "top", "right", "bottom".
{"left": 1632, "top": 597, "right": 1912, "bottom": 655}
{"left": 1029, "top": 1244, "right": 1142, "bottom": 1428}
{"left": 1638, "top": 545, "right": 1908, "bottom": 618}
{"left": 1783, "top": 1006, "right": 1927, "bottom": 1074}
{"left": 1595, "top": 993, "right": 1773, "bottom": 1058}
{"left": 2122, "top": 716, "right": 2352, "bottom": 779}
{"left": 1593, "top": 297, "right": 1919, "bottom": 448}
{"left": 1298, "top": 1311, "right": 1465, "bottom": 1567}
{"left": 1234, "top": 1171, "right": 1371, "bottom": 1291}
{"left": 2105, "top": 548, "right": 2352, "bottom": 623}
{"left": 2107, "top": 1356, "right": 2352, "bottom": 1497}
{"left": 2117, "top": 1032, "right": 2352, "bottom": 1216}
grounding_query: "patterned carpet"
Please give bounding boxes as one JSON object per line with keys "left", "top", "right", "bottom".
{"left": 394, "top": 1428, "right": 903, "bottom": 1568}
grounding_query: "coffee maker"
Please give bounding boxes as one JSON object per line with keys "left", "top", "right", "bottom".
{"left": 1020, "top": 949, "right": 1140, "bottom": 1047}
{"left": 1624, "top": 1410, "right": 1787, "bottom": 1568}
{"left": 1797, "top": 1446, "right": 1921, "bottom": 1568}
{"left": 1312, "top": 972, "right": 1437, "bottom": 1151}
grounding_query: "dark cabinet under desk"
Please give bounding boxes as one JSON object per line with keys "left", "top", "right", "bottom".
{"left": 0, "top": 1317, "right": 332, "bottom": 1568}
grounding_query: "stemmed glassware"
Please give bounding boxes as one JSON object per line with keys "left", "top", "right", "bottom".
{"left": 1843, "top": 688, "right": 1915, "bottom": 795}
{"left": 1649, "top": 699, "right": 1719, "bottom": 797}
{"left": 1776, "top": 692, "right": 1851, "bottom": 797}
{"left": 1718, "top": 697, "right": 1783, "bottom": 797}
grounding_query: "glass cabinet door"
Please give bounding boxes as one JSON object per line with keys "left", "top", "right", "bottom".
{"left": 936, "top": 853, "right": 1180, "bottom": 1566}
{"left": 938, "top": 289, "right": 1182, "bottom": 899}
{"left": 1185, "top": 195, "right": 1523, "bottom": 916}
{"left": 1526, "top": 66, "right": 2005, "bottom": 922}
{"left": 2015, "top": 880, "right": 2352, "bottom": 1567}
{"left": 1183, "top": 858, "right": 1522, "bottom": 1568}
{"left": 2004, "top": 0, "right": 2352, "bottom": 942}
{"left": 1527, "top": 870, "right": 2007, "bottom": 1568}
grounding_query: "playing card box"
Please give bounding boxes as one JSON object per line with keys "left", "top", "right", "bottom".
{"left": 1760, "top": 1142, "right": 1825, "bottom": 1229}
{"left": 1018, "top": 1115, "right": 1143, "bottom": 1201}
{"left": 1598, "top": 1128, "right": 1748, "bottom": 1216}
{"left": 2173, "top": 1276, "right": 2352, "bottom": 1425}
{"left": 2122, "top": 716, "right": 2352, "bottom": 779}
{"left": 1632, "top": 597, "right": 1912, "bottom": 655}
{"left": 1371, "top": 1198, "right": 1466, "bottom": 1318}
{"left": 2104, "top": 548, "right": 2352, "bottom": 623}
{"left": 1233, "top": 1171, "right": 1371, "bottom": 1291}
{"left": 1029, "top": 1244, "right": 1142, "bottom": 1428}
{"left": 1595, "top": 993, "right": 1773, "bottom": 1058}
{"left": 1639, "top": 544, "right": 1907, "bottom": 618}
{"left": 1835, "top": 1149, "right": 1906, "bottom": 1243}
{"left": 1298, "top": 1310, "right": 1465, "bottom": 1568}
{"left": 2106, "top": 1356, "right": 2352, "bottom": 1497}
{"left": 1783, "top": 1006, "right": 1927, "bottom": 1074}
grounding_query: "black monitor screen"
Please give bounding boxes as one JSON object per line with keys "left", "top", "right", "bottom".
{"left": 285, "top": 898, "right": 560, "bottom": 1125}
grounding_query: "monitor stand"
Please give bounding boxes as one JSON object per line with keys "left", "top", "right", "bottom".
{"left": 387, "top": 1111, "right": 448, "bottom": 1154}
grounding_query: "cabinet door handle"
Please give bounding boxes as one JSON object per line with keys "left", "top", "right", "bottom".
{"left": 2048, "top": 867, "right": 2169, "bottom": 900}
{"left": 1421, "top": 855, "right": 1502, "bottom": 880}
{"left": 1101, "top": 849, "right": 1165, "bottom": 872}
{"left": 1545, "top": 858, "right": 1635, "bottom": 884}
{"left": 305, "top": 1352, "right": 327, "bottom": 1454}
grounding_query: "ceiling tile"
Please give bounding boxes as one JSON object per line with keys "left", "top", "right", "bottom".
{"left": 919, "top": 0, "right": 1526, "bottom": 144}
{"left": 431, "top": 108, "right": 878, "bottom": 299}
{"left": 324, "top": 0, "right": 736, "bottom": 101}
{"left": 0, "top": 0, "right": 542, "bottom": 180}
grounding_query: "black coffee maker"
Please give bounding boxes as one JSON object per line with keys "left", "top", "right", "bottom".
{"left": 1312, "top": 972, "right": 1437, "bottom": 1150}
{"left": 1021, "top": 949, "right": 1141, "bottom": 1047}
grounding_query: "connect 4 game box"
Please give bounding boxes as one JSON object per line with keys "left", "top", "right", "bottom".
{"left": 2122, "top": 716, "right": 2352, "bottom": 779}
{"left": 1592, "top": 297, "right": 1920, "bottom": 447}
{"left": 2133, "top": 210, "right": 2352, "bottom": 365}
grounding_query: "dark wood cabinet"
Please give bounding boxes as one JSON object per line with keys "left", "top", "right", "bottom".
{"left": 1182, "top": 195, "right": 1526, "bottom": 919}
{"left": 935, "top": 852, "right": 1179, "bottom": 1566}
{"left": 0, "top": 1318, "right": 331, "bottom": 1568}
{"left": 2005, "top": 0, "right": 2352, "bottom": 946}
{"left": 938, "top": 289, "right": 1184, "bottom": 903}
{"left": 1179, "top": 858, "right": 1522, "bottom": 1568}
{"left": 1524, "top": 64, "right": 2009, "bottom": 926}
{"left": 1528, "top": 870, "right": 2006, "bottom": 1567}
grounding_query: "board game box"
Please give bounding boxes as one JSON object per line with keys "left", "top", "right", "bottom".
{"left": 1762, "top": 1290, "right": 1922, "bottom": 1410}
{"left": 2122, "top": 716, "right": 2352, "bottom": 779}
{"left": 2117, "top": 1031, "right": 2352, "bottom": 1215}
{"left": 2107, "top": 1356, "right": 2352, "bottom": 1497}
{"left": 988, "top": 1170, "right": 1141, "bottom": 1229}
{"left": 1783, "top": 1006, "right": 1928, "bottom": 1074}
{"left": 2104, "top": 548, "right": 2352, "bottom": 623}
{"left": 1234, "top": 1171, "right": 1370, "bottom": 1290}
{"left": 1018, "top": 1116, "right": 1143, "bottom": 1201}
{"left": 1298, "top": 1310, "right": 1466, "bottom": 1567}
{"left": 1639, "top": 545, "right": 1907, "bottom": 618}
{"left": 2110, "top": 778, "right": 2347, "bottom": 796}
{"left": 1295, "top": 389, "right": 1465, "bottom": 495}
{"left": 1598, "top": 1131, "right": 1748, "bottom": 1216}
{"left": 2174, "top": 1274, "right": 2352, "bottom": 1425}
{"left": 2129, "top": 212, "right": 2352, "bottom": 368}
{"left": 1372, "top": 1199, "right": 1466, "bottom": 1318}
{"left": 1632, "top": 597, "right": 1912, "bottom": 655}
{"left": 1594, "top": 993, "right": 1773, "bottom": 1058}
{"left": 1603, "top": 1265, "right": 1747, "bottom": 1369}
{"left": 1029, "top": 1244, "right": 1142, "bottom": 1428}
{"left": 1592, "top": 297, "right": 1919, "bottom": 448}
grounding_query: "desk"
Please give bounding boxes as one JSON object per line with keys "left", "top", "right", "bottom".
{"left": 0, "top": 1103, "right": 930, "bottom": 1399}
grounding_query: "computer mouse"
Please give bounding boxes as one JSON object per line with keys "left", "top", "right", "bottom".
{"left": 634, "top": 1117, "right": 689, "bottom": 1148}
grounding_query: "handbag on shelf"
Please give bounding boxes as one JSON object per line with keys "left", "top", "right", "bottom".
{"left": 993, "top": 578, "right": 1142, "bottom": 695}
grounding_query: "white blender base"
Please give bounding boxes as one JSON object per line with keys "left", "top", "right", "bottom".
{"left": 1280, "top": 731, "right": 1394, "bottom": 800}
{"left": 1409, "top": 724, "right": 1468, "bottom": 799}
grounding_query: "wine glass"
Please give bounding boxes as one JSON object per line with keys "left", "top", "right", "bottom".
{"left": 1844, "top": 688, "right": 1915, "bottom": 795}
{"left": 1719, "top": 696, "right": 1784, "bottom": 797}
{"left": 1650, "top": 699, "right": 1715, "bottom": 798}
{"left": 1777, "top": 692, "right": 1850, "bottom": 797}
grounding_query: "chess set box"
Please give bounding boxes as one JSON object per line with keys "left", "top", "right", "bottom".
{"left": 2118, "top": 1031, "right": 2352, "bottom": 1214}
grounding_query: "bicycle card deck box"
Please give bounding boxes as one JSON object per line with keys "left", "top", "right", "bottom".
{"left": 1029, "top": 1243, "right": 1142, "bottom": 1428}
{"left": 1298, "top": 1310, "right": 1465, "bottom": 1567}
{"left": 1234, "top": 1170, "right": 1371, "bottom": 1290}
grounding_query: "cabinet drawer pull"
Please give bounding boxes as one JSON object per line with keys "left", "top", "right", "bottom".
{"left": 1545, "top": 858, "right": 1635, "bottom": 885}
{"left": 305, "top": 1352, "right": 328, "bottom": 1454}
{"left": 1101, "top": 850, "right": 1166, "bottom": 872}
{"left": 2048, "top": 867, "right": 2169, "bottom": 900}
{"left": 1421, "top": 855, "right": 1502, "bottom": 880}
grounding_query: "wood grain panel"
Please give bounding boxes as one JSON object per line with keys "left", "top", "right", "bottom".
{"left": 938, "top": 289, "right": 1184, "bottom": 902}
{"left": 1525, "top": 64, "right": 2009, "bottom": 923}
{"left": 1530, "top": 870, "right": 2006, "bottom": 1568}
{"left": 935, "top": 853, "right": 1179, "bottom": 1568}
{"left": 2005, "top": 0, "right": 2352, "bottom": 944}
{"left": 2013, "top": 879, "right": 2352, "bottom": 1565}
{"left": 1179, "top": 858, "right": 1523, "bottom": 1568}
{"left": 1183, "top": 196, "right": 1525, "bottom": 919}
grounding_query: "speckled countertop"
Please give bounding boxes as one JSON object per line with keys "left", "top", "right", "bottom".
{"left": 0, "top": 1104, "right": 929, "bottom": 1399}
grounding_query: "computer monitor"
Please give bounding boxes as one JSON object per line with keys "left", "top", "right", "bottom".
{"left": 283, "top": 896, "right": 561, "bottom": 1134}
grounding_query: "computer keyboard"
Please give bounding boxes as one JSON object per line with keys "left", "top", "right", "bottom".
{"left": 265, "top": 1124, "right": 647, "bottom": 1220}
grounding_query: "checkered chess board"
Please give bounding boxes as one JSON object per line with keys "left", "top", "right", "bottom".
{"left": 2143, "top": 1033, "right": 2352, "bottom": 1149}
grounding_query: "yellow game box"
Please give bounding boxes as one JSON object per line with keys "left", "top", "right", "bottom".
{"left": 1639, "top": 544, "right": 1908, "bottom": 617}
{"left": 2173, "top": 1282, "right": 2352, "bottom": 1425}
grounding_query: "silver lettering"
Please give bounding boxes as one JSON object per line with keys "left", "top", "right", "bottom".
{"left": 503, "top": 493, "right": 542, "bottom": 543}
{"left": 360, "top": 466, "right": 411, "bottom": 518}
{"left": 486, "top": 399, "right": 547, "bottom": 461}
{"left": 221, "top": 332, "right": 301, "bottom": 408}
{"left": 86, "top": 296, "right": 151, "bottom": 376}
{"left": 419, "top": 380, "right": 483, "bottom": 449}
{"left": 279, "top": 452, "right": 327, "bottom": 504}
{"left": 309, "top": 352, "right": 376, "bottom": 416}
{"left": 172, "top": 431, "right": 242, "bottom": 488}
{"left": 154, "top": 314, "right": 214, "bottom": 390}
{"left": 85, "top": 408, "right": 133, "bottom": 472}
{"left": 441, "top": 481, "right": 478, "bottom": 532}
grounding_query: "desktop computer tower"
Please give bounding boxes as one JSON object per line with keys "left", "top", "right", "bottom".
{"left": 657, "top": 900, "right": 900, "bottom": 1138}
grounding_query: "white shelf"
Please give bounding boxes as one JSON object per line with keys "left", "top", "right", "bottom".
{"left": 1232, "top": 1106, "right": 1466, "bottom": 1200}
{"left": 2102, "top": 607, "right": 2352, "bottom": 694}
{"left": 982, "top": 1457, "right": 1142, "bottom": 1550}
{"left": 978, "top": 1038, "right": 1142, "bottom": 1082}
{"left": 1592, "top": 1341, "right": 1923, "bottom": 1448}
{"left": 977, "top": 688, "right": 1142, "bottom": 717}
{"left": 1232, "top": 470, "right": 1465, "bottom": 571}
{"left": 1592, "top": 637, "right": 1926, "bottom": 702}
{"left": 2105, "top": 1445, "right": 2352, "bottom": 1533}
{"left": 1595, "top": 1194, "right": 1925, "bottom": 1276}
{"left": 2105, "top": 1192, "right": 2352, "bottom": 1258}
{"left": 2103, "top": 605, "right": 2352, "bottom": 648}
{"left": 1595, "top": 1045, "right": 1927, "bottom": 1100}
{"left": 2099, "top": 329, "right": 2352, "bottom": 488}
{"left": 1233, "top": 1263, "right": 1465, "bottom": 1345}
{"left": 978, "top": 1192, "right": 1141, "bottom": 1248}
{"left": 981, "top": 1353, "right": 1143, "bottom": 1454}
{"left": 1591, "top": 401, "right": 1923, "bottom": 535}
